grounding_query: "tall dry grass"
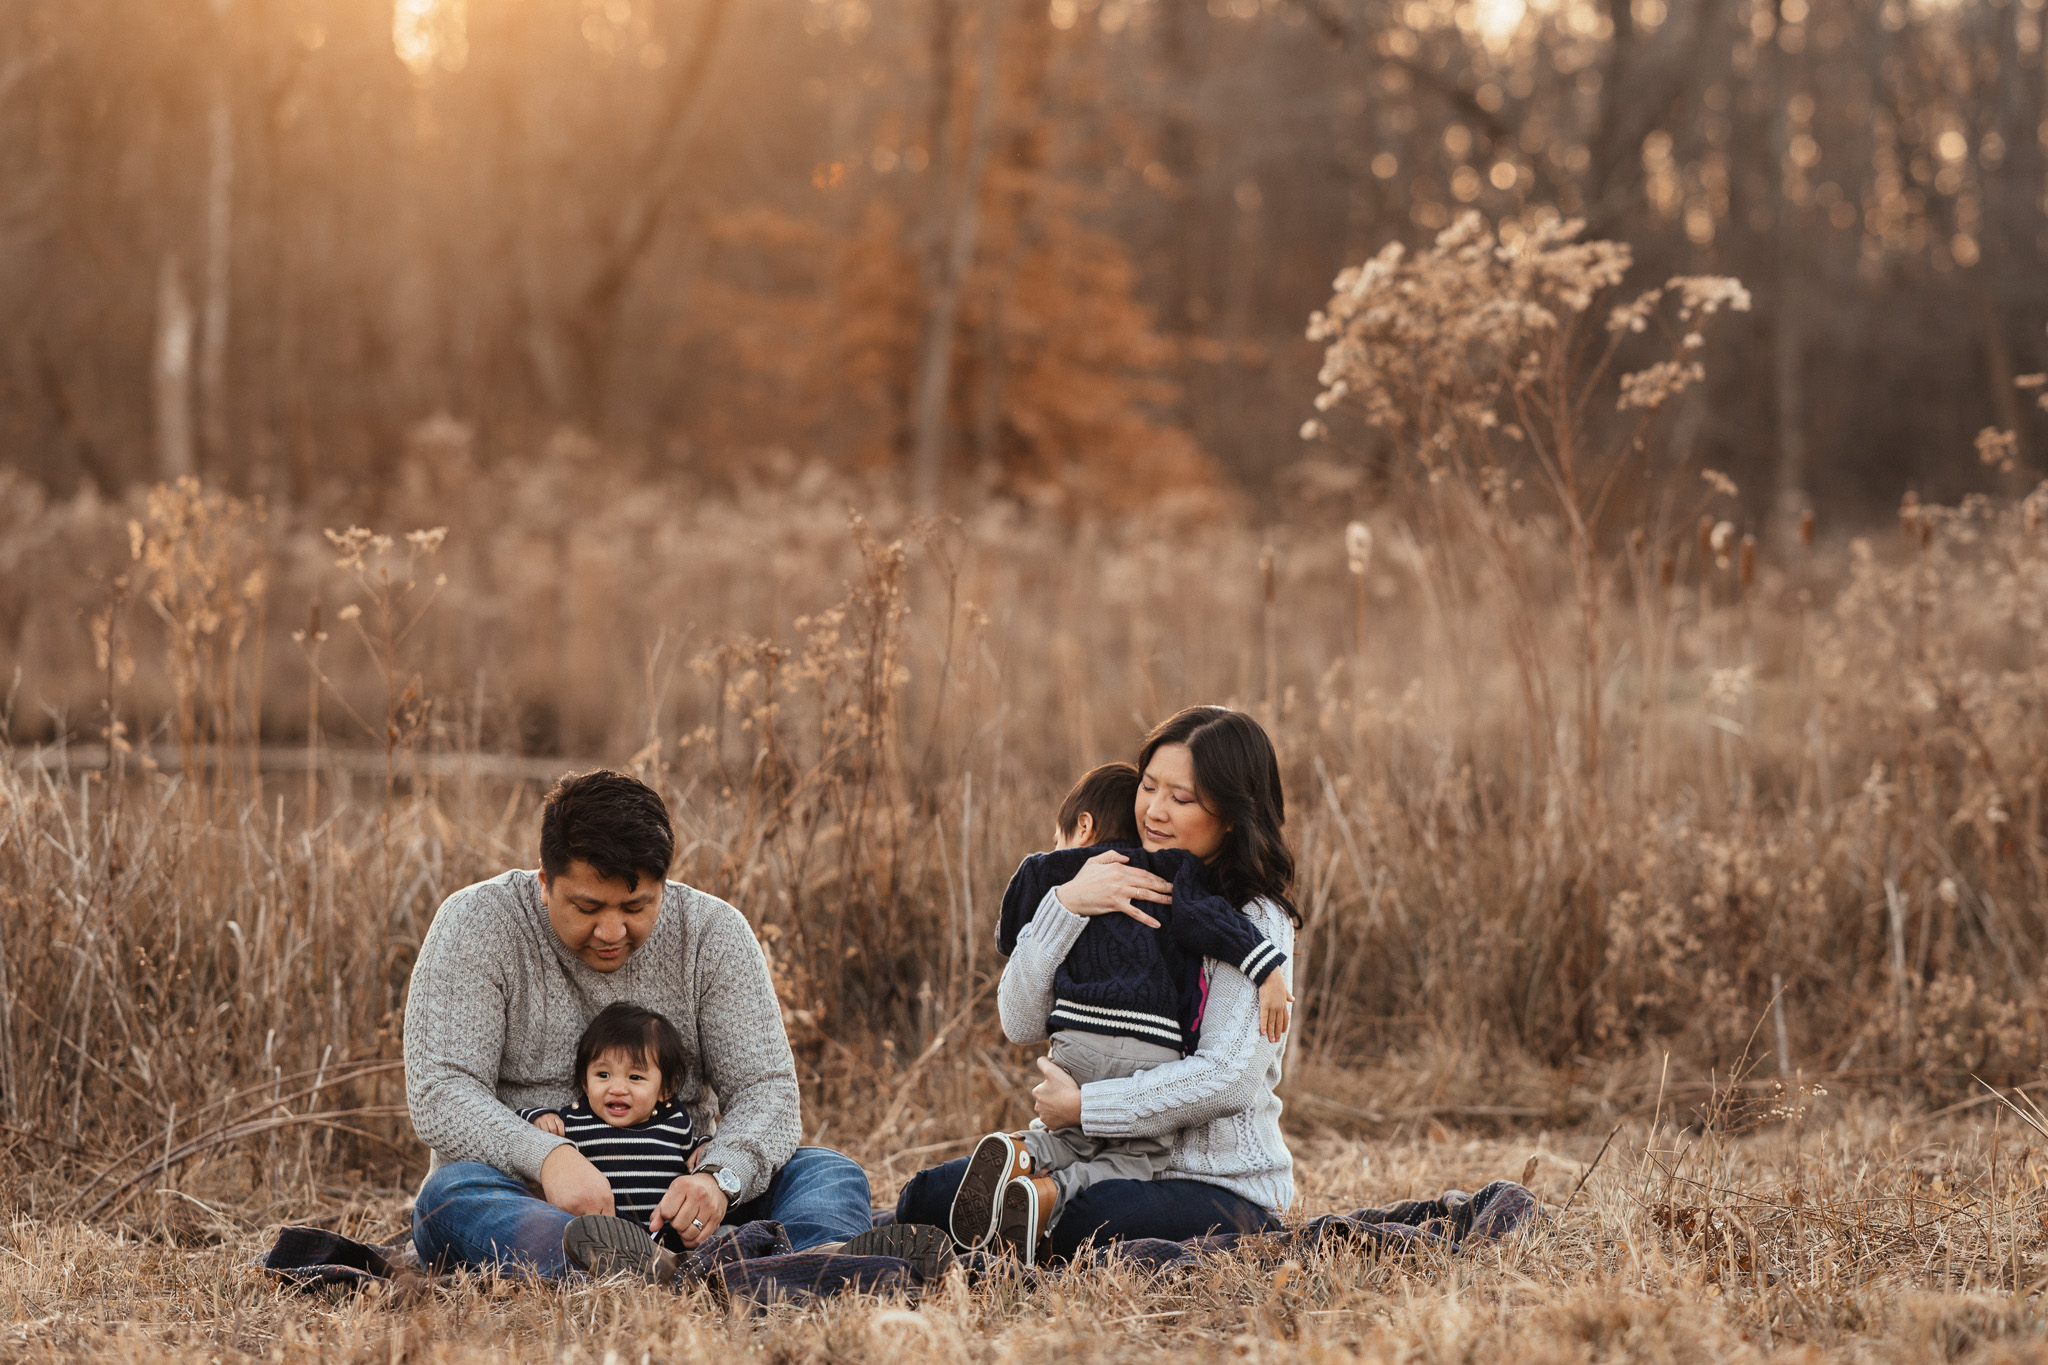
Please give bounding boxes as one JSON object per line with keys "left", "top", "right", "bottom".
{"left": 2, "top": 447, "right": 2044, "bottom": 1214}
{"left": 1, "top": 217, "right": 2043, "bottom": 1243}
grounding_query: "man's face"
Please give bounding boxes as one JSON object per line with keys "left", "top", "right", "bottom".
{"left": 540, "top": 859, "right": 660, "bottom": 972}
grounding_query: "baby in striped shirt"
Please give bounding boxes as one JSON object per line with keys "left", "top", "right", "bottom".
{"left": 522, "top": 1001, "right": 707, "bottom": 1250}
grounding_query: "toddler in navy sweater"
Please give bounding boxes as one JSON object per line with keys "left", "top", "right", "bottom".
{"left": 949, "top": 763, "right": 1292, "bottom": 1262}
{"left": 520, "top": 1002, "right": 707, "bottom": 1255}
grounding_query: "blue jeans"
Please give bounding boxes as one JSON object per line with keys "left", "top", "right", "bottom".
{"left": 414, "top": 1147, "right": 873, "bottom": 1277}
{"left": 894, "top": 1155, "right": 1281, "bottom": 1262}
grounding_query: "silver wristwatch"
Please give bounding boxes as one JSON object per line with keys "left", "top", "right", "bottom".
{"left": 702, "top": 1164, "right": 743, "bottom": 1199}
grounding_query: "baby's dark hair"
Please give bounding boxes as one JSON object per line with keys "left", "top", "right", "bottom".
{"left": 1056, "top": 762, "right": 1141, "bottom": 845}
{"left": 573, "top": 1002, "right": 687, "bottom": 1103}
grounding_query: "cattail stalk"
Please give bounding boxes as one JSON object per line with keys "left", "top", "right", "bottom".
{"left": 302, "top": 603, "right": 322, "bottom": 824}
{"left": 1260, "top": 544, "right": 1278, "bottom": 719}
{"left": 1346, "top": 521, "right": 1372, "bottom": 736}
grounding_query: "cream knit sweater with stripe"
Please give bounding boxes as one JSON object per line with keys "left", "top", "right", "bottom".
{"left": 997, "top": 887, "right": 1296, "bottom": 1215}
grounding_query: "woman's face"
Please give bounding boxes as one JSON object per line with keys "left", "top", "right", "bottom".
{"left": 1136, "top": 743, "right": 1228, "bottom": 861}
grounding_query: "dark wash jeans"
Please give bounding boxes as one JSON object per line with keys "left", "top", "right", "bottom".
{"left": 413, "top": 1146, "right": 873, "bottom": 1277}
{"left": 894, "top": 1155, "right": 1281, "bottom": 1262}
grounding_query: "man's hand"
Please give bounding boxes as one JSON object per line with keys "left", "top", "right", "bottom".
{"left": 651, "top": 1172, "right": 730, "bottom": 1249}
{"left": 1257, "top": 975, "right": 1294, "bottom": 1043}
{"left": 540, "top": 1143, "right": 615, "bottom": 1217}
{"left": 531, "top": 1112, "right": 567, "bottom": 1137}
{"left": 1032, "top": 1055, "right": 1084, "bottom": 1129}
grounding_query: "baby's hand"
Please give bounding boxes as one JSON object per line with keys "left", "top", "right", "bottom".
{"left": 531, "top": 1112, "right": 566, "bottom": 1137}
{"left": 1257, "top": 975, "right": 1293, "bottom": 1043}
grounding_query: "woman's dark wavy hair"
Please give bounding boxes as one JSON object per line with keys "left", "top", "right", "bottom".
{"left": 573, "top": 1002, "right": 687, "bottom": 1103}
{"left": 1137, "top": 706, "right": 1300, "bottom": 926}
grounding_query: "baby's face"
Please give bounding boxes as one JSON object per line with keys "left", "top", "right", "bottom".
{"left": 583, "top": 1047, "right": 664, "bottom": 1127}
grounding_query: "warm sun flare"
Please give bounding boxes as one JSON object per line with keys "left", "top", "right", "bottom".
{"left": 1472, "top": 0, "right": 1527, "bottom": 42}
{"left": 392, "top": 0, "right": 467, "bottom": 74}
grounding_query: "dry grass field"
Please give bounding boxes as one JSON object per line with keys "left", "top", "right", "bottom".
{"left": 7, "top": 1100, "right": 2048, "bottom": 1363}
{"left": 3, "top": 367, "right": 2047, "bottom": 1356}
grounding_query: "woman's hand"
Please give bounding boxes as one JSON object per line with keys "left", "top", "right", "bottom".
{"left": 1032, "top": 1056, "right": 1083, "bottom": 1129}
{"left": 1057, "top": 850, "right": 1172, "bottom": 929}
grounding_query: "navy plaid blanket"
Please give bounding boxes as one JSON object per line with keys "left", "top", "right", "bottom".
{"left": 261, "top": 1179, "right": 1540, "bottom": 1307}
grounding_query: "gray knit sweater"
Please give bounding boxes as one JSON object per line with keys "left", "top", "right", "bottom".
{"left": 997, "top": 888, "right": 1295, "bottom": 1214}
{"left": 403, "top": 869, "right": 799, "bottom": 1204}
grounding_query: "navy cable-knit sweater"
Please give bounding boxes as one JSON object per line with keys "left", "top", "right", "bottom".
{"left": 994, "top": 843, "right": 1286, "bottom": 1054}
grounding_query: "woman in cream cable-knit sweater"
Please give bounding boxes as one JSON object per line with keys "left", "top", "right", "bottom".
{"left": 894, "top": 706, "right": 1301, "bottom": 1261}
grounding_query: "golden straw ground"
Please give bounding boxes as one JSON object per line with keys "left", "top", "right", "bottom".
{"left": 6, "top": 1100, "right": 2046, "bottom": 1362}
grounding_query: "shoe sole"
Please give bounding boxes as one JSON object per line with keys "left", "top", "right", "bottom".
{"left": 841, "top": 1223, "right": 956, "bottom": 1280}
{"left": 995, "top": 1178, "right": 1043, "bottom": 1267}
{"left": 949, "top": 1134, "right": 1027, "bottom": 1249}
{"left": 562, "top": 1214, "right": 659, "bottom": 1281}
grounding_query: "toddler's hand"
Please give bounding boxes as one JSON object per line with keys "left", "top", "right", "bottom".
{"left": 1257, "top": 975, "right": 1293, "bottom": 1043}
{"left": 532, "top": 1112, "right": 566, "bottom": 1137}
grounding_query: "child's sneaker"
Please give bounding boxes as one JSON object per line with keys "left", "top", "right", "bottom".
{"left": 949, "top": 1132, "right": 1034, "bottom": 1248}
{"left": 562, "top": 1214, "right": 680, "bottom": 1285}
{"left": 839, "top": 1223, "right": 958, "bottom": 1280}
{"left": 992, "top": 1175, "right": 1057, "bottom": 1266}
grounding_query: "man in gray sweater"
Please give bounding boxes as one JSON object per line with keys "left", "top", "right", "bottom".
{"left": 405, "top": 770, "right": 872, "bottom": 1274}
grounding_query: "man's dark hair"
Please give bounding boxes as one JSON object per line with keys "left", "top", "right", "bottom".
{"left": 539, "top": 769, "right": 674, "bottom": 890}
{"left": 573, "top": 1002, "right": 688, "bottom": 1102}
{"left": 1056, "top": 762, "right": 1141, "bottom": 845}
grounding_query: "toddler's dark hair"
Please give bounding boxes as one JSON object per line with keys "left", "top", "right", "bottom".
{"left": 1056, "top": 762, "right": 1141, "bottom": 845}
{"left": 573, "top": 1002, "right": 687, "bottom": 1102}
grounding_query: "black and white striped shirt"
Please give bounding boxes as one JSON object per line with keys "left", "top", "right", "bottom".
{"left": 519, "top": 1100, "right": 704, "bottom": 1223}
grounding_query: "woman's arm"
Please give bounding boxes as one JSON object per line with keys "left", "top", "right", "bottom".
{"left": 997, "top": 887, "right": 1089, "bottom": 1044}
{"left": 1074, "top": 900, "right": 1293, "bottom": 1140}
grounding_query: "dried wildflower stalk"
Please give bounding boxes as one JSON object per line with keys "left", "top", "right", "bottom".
{"left": 299, "top": 523, "right": 448, "bottom": 826}
{"left": 131, "top": 477, "right": 268, "bottom": 804}
{"left": 1306, "top": 211, "right": 1748, "bottom": 803}
{"left": 687, "top": 512, "right": 927, "bottom": 1026}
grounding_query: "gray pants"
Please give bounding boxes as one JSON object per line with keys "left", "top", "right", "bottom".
{"left": 1020, "top": 1031, "right": 1181, "bottom": 1215}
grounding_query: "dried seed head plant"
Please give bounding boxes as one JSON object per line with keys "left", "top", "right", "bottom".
{"left": 1306, "top": 211, "right": 1749, "bottom": 812}
{"left": 130, "top": 478, "right": 268, "bottom": 803}
{"left": 299, "top": 523, "right": 448, "bottom": 821}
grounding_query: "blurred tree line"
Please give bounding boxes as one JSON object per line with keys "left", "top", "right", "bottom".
{"left": 0, "top": 0, "right": 2040, "bottom": 523}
